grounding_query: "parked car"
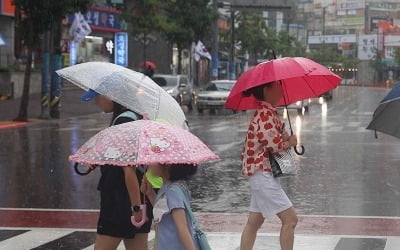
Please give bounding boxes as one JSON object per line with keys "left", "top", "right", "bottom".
{"left": 152, "top": 74, "right": 194, "bottom": 110}
{"left": 196, "top": 80, "right": 235, "bottom": 113}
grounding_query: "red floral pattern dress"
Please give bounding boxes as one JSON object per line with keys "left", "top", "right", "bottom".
{"left": 242, "top": 101, "right": 286, "bottom": 176}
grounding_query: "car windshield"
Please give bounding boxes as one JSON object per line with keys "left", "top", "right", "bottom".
{"left": 206, "top": 81, "right": 234, "bottom": 91}
{"left": 153, "top": 76, "right": 178, "bottom": 87}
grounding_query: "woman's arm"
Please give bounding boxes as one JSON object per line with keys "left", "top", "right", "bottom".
{"left": 171, "top": 208, "right": 196, "bottom": 250}
{"left": 256, "top": 113, "right": 296, "bottom": 152}
{"left": 122, "top": 166, "right": 142, "bottom": 220}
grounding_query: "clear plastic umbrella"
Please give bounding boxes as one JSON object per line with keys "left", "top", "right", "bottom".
{"left": 57, "top": 62, "right": 188, "bottom": 129}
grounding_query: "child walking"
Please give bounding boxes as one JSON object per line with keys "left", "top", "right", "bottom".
{"left": 141, "top": 164, "right": 208, "bottom": 250}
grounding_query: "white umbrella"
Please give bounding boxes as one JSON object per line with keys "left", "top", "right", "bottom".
{"left": 57, "top": 62, "right": 188, "bottom": 129}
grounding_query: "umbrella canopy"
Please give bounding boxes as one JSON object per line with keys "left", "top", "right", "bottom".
{"left": 225, "top": 57, "right": 342, "bottom": 110}
{"left": 367, "top": 83, "right": 400, "bottom": 139}
{"left": 140, "top": 61, "right": 157, "bottom": 69}
{"left": 69, "top": 120, "right": 219, "bottom": 166}
{"left": 57, "top": 62, "right": 187, "bottom": 129}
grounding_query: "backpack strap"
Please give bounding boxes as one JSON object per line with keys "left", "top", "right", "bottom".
{"left": 168, "top": 184, "right": 201, "bottom": 230}
{"left": 112, "top": 111, "right": 139, "bottom": 125}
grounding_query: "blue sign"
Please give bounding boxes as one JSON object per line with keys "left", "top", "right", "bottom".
{"left": 114, "top": 32, "right": 128, "bottom": 67}
{"left": 68, "top": 8, "right": 121, "bottom": 32}
{"left": 0, "top": 34, "right": 6, "bottom": 46}
{"left": 70, "top": 41, "right": 77, "bottom": 65}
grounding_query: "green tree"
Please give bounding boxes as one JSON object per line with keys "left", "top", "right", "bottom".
{"left": 307, "top": 43, "right": 342, "bottom": 66}
{"left": 275, "top": 30, "right": 307, "bottom": 57}
{"left": 236, "top": 12, "right": 275, "bottom": 64}
{"left": 162, "top": 0, "right": 215, "bottom": 73}
{"left": 123, "top": 0, "right": 164, "bottom": 64}
{"left": 370, "top": 48, "right": 386, "bottom": 83}
{"left": 394, "top": 47, "right": 400, "bottom": 66}
{"left": 13, "top": 0, "right": 91, "bottom": 121}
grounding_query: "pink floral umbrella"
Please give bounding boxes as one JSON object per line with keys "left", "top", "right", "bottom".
{"left": 70, "top": 120, "right": 219, "bottom": 227}
{"left": 69, "top": 120, "right": 219, "bottom": 167}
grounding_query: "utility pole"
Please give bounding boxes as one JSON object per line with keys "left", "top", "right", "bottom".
{"left": 364, "top": 3, "right": 369, "bottom": 34}
{"left": 322, "top": 7, "right": 326, "bottom": 35}
{"left": 229, "top": 7, "right": 235, "bottom": 80}
{"left": 211, "top": 0, "right": 219, "bottom": 80}
{"left": 40, "top": 30, "right": 51, "bottom": 119}
{"left": 225, "top": 2, "right": 291, "bottom": 78}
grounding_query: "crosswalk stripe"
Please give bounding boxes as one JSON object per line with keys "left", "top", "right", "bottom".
{"left": 31, "top": 231, "right": 96, "bottom": 250}
{"left": 384, "top": 237, "right": 400, "bottom": 250}
{"left": 293, "top": 235, "right": 340, "bottom": 250}
{"left": 0, "top": 230, "right": 29, "bottom": 241}
{"left": 206, "top": 233, "right": 341, "bottom": 250}
{"left": 0, "top": 229, "right": 73, "bottom": 250}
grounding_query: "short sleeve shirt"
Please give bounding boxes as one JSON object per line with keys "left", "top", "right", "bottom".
{"left": 153, "top": 182, "right": 199, "bottom": 250}
{"left": 242, "top": 101, "right": 285, "bottom": 176}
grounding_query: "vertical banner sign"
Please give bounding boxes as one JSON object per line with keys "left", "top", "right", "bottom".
{"left": 114, "top": 32, "right": 128, "bottom": 67}
{"left": 70, "top": 41, "right": 77, "bottom": 65}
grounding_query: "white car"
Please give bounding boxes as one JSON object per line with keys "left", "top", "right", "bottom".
{"left": 196, "top": 80, "right": 235, "bottom": 113}
{"left": 278, "top": 100, "right": 310, "bottom": 115}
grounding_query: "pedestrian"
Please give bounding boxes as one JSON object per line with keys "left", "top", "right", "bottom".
{"left": 239, "top": 82, "right": 299, "bottom": 250}
{"left": 80, "top": 89, "right": 155, "bottom": 250}
{"left": 140, "top": 163, "right": 201, "bottom": 250}
{"left": 144, "top": 65, "right": 155, "bottom": 78}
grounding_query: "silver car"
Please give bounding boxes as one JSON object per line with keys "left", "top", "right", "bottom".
{"left": 153, "top": 74, "right": 194, "bottom": 110}
{"left": 196, "top": 80, "right": 235, "bottom": 113}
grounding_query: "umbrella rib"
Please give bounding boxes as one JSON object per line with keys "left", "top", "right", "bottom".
{"left": 303, "top": 75, "right": 319, "bottom": 98}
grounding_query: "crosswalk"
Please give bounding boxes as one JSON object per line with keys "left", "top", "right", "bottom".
{"left": 0, "top": 228, "right": 399, "bottom": 250}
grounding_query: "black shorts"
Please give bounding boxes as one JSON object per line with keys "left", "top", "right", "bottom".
{"left": 97, "top": 167, "right": 155, "bottom": 238}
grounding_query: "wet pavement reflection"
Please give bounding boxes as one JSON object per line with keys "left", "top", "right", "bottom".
{"left": 1, "top": 86, "right": 400, "bottom": 217}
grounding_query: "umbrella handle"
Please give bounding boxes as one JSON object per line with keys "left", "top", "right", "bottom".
{"left": 131, "top": 205, "right": 148, "bottom": 228}
{"left": 294, "top": 145, "right": 305, "bottom": 155}
{"left": 74, "top": 163, "right": 92, "bottom": 176}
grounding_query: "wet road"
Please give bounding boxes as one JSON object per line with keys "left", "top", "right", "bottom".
{"left": 1, "top": 86, "right": 399, "bottom": 217}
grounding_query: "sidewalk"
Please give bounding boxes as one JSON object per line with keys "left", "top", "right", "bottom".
{"left": 0, "top": 84, "right": 100, "bottom": 122}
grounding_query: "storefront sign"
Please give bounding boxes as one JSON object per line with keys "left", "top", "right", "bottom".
{"left": 114, "top": 32, "right": 128, "bottom": 67}
{"left": 337, "top": 0, "right": 364, "bottom": 11}
{"left": 358, "top": 34, "right": 377, "bottom": 60}
{"left": 371, "top": 17, "right": 393, "bottom": 32}
{"left": 343, "top": 17, "right": 364, "bottom": 26}
{"left": 308, "top": 34, "right": 356, "bottom": 44}
{"left": 106, "top": 40, "right": 114, "bottom": 55}
{"left": 68, "top": 6, "right": 122, "bottom": 33}
{"left": 70, "top": 41, "right": 77, "bottom": 65}
{"left": 0, "top": 0, "right": 15, "bottom": 16}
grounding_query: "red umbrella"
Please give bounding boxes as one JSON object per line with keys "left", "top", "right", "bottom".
{"left": 140, "top": 61, "right": 157, "bottom": 69}
{"left": 226, "top": 57, "right": 341, "bottom": 110}
{"left": 225, "top": 57, "right": 342, "bottom": 155}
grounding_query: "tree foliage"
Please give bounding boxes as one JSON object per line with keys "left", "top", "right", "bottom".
{"left": 161, "top": 0, "right": 215, "bottom": 73}
{"left": 13, "top": 0, "right": 91, "bottom": 121}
